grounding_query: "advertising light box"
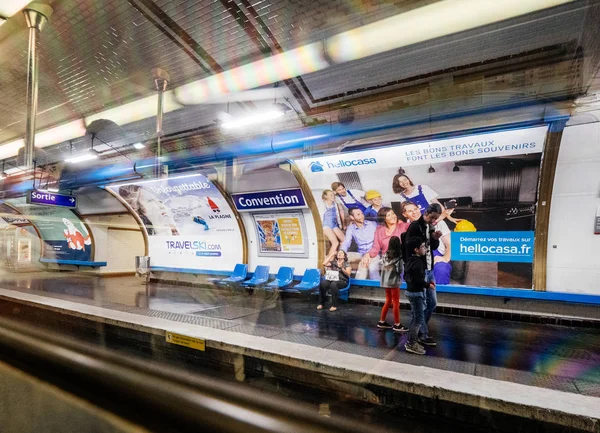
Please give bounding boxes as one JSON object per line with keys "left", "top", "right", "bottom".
{"left": 295, "top": 126, "right": 548, "bottom": 289}
{"left": 107, "top": 174, "right": 244, "bottom": 272}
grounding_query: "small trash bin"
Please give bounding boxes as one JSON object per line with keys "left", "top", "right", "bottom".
{"left": 135, "top": 256, "right": 150, "bottom": 277}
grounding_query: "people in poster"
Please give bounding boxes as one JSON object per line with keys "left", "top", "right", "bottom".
{"left": 392, "top": 168, "right": 456, "bottom": 223}
{"left": 119, "top": 184, "right": 179, "bottom": 236}
{"left": 363, "top": 207, "right": 409, "bottom": 280}
{"left": 338, "top": 208, "right": 378, "bottom": 279}
{"left": 320, "top": 189, "right": 345, "bottom": 264}
{"left": 363, "top": 190, "right": 388, "bottom": 221}
{"left": 331, "top": 182, "right": 368, "bottom": 214}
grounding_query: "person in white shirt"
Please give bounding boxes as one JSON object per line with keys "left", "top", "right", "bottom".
{"left": 392, "top": 170, "right": 457, "bottom": 223}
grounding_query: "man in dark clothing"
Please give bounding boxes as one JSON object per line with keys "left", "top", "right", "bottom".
{"left": 404, "top": 237, "right": 431, "bottom": 355}
{"left": 404, "top": 203, "right": 442, "bottom": 347}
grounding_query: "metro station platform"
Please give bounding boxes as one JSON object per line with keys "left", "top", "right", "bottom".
{"left": 0, "top": 274, "right": 599, "bottom": 432}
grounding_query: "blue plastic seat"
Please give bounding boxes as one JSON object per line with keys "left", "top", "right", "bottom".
{"left": 286, "top": 268, "right": 321, "bottom": 293}
{"left": 338, "top": 279, "right": 351, "bottom": 301}
{"left": 266, "top": 266, "right": 294, "bottom": 290}
{"left": 212, "top": 263, "right": 248, "bottom": 286}
{"left": 241, "top": 265, "right": 270, "bottom": 287}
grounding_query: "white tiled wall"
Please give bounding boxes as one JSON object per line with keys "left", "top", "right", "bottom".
{"left": 546, "top": 121, "right": 600, "bottom": 294}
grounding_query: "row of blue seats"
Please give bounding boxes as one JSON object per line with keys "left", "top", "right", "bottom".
{"left": 209, "top": 264, "right": 350, "bottom": 300}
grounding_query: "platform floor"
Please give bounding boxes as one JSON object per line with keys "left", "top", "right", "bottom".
{"left": 1, "top": 273, "right": 599, "bottom": 399}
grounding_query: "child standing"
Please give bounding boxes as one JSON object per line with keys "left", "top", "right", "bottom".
{"left": 377, "top": 236, "right": 408, "bottom": 332}
{"left": 404, "top": 238, "right": 436, "bottom": 355}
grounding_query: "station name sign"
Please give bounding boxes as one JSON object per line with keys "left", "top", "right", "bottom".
{"left": 27, "top": 190, "right": 77, "bottom": 208}
{"left": 231, "top": 188, "right": 306, "bottom": 212}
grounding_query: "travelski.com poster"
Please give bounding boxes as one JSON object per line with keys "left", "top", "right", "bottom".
{"left": 295, "top": 126, "right": 547, "bottom": 289}
{"left": 108, "top": 174, "right": 243, "bottom": 271}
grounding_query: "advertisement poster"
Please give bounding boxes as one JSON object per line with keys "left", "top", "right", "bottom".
{"left": 17, "top": 239, "right": 31, "bottom": 263}
{"left": 107, "top": 174, "right": 243, "bottom": 272}
{"left": 6, "top": 198, "right": 92, "bottom": 262}
{"left": 295, "top": 126, "right": 548, "bottom": 289}
{"left": 253, "top": 212, "right": 308, "bottom": 256}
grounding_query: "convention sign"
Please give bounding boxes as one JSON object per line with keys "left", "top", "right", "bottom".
{"left": 107, "top": 174, "right": 243, "bottom": 272}
{"left": 294, "top": 126, "right": 548, "bottom": 289}
{"left": 6, "top": 197, "right": 93, "bottom": 262}
{"left": 231, "top": 188, "right": 306, "bottom": 211}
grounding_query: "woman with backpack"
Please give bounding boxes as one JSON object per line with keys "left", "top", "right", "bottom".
{"left": 377, "top": 236, "right": 408, "bottom": 332}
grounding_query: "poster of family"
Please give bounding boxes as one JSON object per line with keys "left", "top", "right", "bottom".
{"left": 295, "top": 126, "right": 547, "bottom": 289}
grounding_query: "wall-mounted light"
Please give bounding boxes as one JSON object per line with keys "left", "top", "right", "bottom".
{"left": 133, "top": 142, "right": 145, "bottom": 149}
{"left": 428, "top": 165, "right": 435, "bottom": 174}
{"left": 453, "top": 163, "right": 460, "bottom": 172}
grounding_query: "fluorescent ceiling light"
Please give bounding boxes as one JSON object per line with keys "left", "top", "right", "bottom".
{"left": 133, "top": 142, "right": 145, "bottom": 149}
{"left": 0, "top": 1, "right": 33, "bottom": 17}
{"left": 0, "top": 139, "right": 25, "bottom": 160}
{"left": 35, "top": 119, "right": 87, "bottom": 148}
{"left": 326, "top": 0, "right": 576, "bottom": 62}
{"left": 221, "top": 110, "right": 285, "bottom": 130}
{"left": 4, "top": 167, "right": 25, "bottom": 176}
{"left": 175, "top": 43, "right": 329, "bottom": 105}
{"left": 37, "top": 188, "right": 60, "bottom": 193}
{"left": 65, "top": 153, "right": 98, "bottom": 164}
{"left": 85, "top": 90, "right": 183, "bottom": 127}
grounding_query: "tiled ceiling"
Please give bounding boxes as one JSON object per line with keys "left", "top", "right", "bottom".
{"left": 0, "top": 0, "right": 598, "bottom": 166}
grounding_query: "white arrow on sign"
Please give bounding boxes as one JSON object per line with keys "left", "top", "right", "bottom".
{"left": 70, "top": 198, "right": 75, "bottom": 203}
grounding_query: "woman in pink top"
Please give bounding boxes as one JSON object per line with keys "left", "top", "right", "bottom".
{"left": 368, "top": 207, "right": 409, "bottom": 258}
{"left": 360, "top": 207, "right": 409, "bottom": 276}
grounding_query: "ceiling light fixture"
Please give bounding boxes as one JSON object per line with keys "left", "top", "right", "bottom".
{"left": 453, "top": 163, "right": 460, "bottom": 172}
{"left": 84, "top": 91, "right": 182, "bottom": 127}
{"left": 35, "top": 119, "right": 87, "bottom": 148}
{"left": 0, "top": 0, "right": 35, "bottom": 18}
{"left": 221, "top": 110, "right": 285, "bottom": 130}
{"left": 428, "top": 165, "right": 435, "bottom": 174}
{"left": 133, "top": 142, "right": 145, "bottom": 149}
{"left": 175, "top": 43, "right": 329, "bottom": 105}
{"left": 65, "top": 153, "right": 98, "bottom": 164}
{"left": 327, "top": 0, "right": 575, "bottom": 63}
{"left": 0, "top": 139, "right": 25, "bottom": 160}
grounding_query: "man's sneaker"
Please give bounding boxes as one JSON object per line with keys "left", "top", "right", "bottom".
{"left": 418, "top": 336, "right": 437, "bottom": 347}
{"left": 377, "top": 321, "right": 393, "bottom": 329}
{"left": 404, "top": 342, "right": 426, "bottom": 355}
{"left": 393, "top": 324, "right": 409, "bottom": 333}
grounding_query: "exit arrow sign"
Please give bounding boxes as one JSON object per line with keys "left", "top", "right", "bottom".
{"left": 27, "top": 190, "right": 77, "bottom": 209}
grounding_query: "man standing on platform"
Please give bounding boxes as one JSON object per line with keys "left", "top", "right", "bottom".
{"left": 404, "top": 203, "right": 442, "bottom": 347}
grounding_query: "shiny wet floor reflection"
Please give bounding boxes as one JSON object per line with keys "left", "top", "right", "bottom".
{"left": 1, "top": 273, "right": 599, "bottom": 396}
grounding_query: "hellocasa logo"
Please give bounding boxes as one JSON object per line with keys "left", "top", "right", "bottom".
{"left": 326, "top": 157, "right": 377, "bottom": 169}
{"left": 309, "top": 161, "right": 324, "bottom": 172}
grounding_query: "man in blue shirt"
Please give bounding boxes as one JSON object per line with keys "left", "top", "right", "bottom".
{"left": 339, "top": 208, "right": 379, "bottom": 280}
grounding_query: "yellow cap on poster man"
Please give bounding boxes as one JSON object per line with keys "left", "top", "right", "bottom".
{"left": 365, "top": 190, "right": 381, "bottom": 201}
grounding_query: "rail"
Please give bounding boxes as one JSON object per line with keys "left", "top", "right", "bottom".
{"left": 0, "top": 315, "right": 374, "bottom": 433}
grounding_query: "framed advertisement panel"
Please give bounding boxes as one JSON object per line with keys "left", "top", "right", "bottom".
{"left": 252, "top": 211, "right": 309, "bottom": 258}
{"left": 107, "top": 174, "right": 244, "bottom": 272}
{"left": 294, "top": 126, "right": 548, "bottom": 289}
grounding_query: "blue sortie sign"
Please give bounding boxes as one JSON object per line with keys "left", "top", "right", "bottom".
{"left": 27, "top": 190, "right": 77, "bottom": 208}
{"left": 231, "top": 188, "right": 306, "bottom": 211}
